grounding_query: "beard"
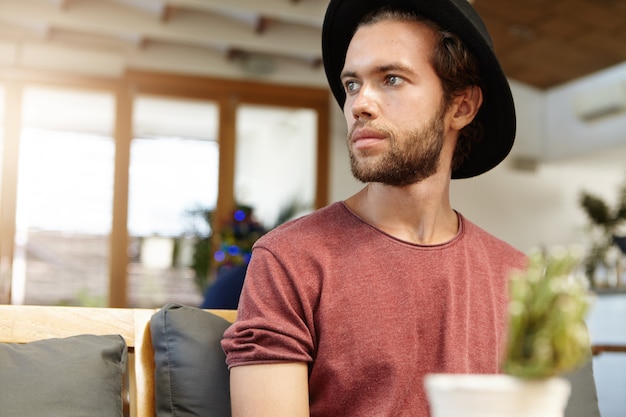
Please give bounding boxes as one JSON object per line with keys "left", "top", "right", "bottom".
{"left": 347, "top": 105, "right": 447, "bottom": 187}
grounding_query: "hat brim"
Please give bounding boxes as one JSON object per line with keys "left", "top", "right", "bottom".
{"left": 322, "top": 0, "right": 516, "bottom": 179}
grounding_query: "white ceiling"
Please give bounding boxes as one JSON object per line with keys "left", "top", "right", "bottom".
{"left": 1, "top": 0, "right": 626, "bottom": 90}
{"left": 0, "top": 0, "right": 330, "bottom": 86}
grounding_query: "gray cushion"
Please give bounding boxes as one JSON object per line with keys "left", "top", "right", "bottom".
{"left": 0, "top": 334, "right": 127, "bottom": 417}
{"left": 151, "top": 303, "right": 231, "bottom": 417}
{"left": 564, "top": 356, "right": 602, "bottom": 417}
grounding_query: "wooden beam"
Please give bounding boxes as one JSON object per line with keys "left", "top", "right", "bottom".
{"left": 214, "top": 95, "right": 238, "bottom": 234}
{"left": 136, "top": 36, "right": 149, "bottom": 50}
{"left": 255, "top": 17, "right": 273, "bottom": 34}
{"left": 0, "top": 81, "right": 22, "bottom": 304}
{"left": 592, "top": 344, "right": 626, "bottom": 356}
{"left": 59, "top": 0, "right": 73, "bottom": 10}
{"left": 310, "top": 57, "right": 323, "bottom": 69}
{"left": 161, "top": 5, "right": 177, "bottom": 23}
{"left": 226, "top": 48, "right": 248, "bottom": 62}
{"left": 109, "top": 86, "right": 133, "bottom": 307}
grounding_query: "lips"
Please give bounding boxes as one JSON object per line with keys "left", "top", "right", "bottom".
{"left": 350, "top": 127, "right": 387, "bottom": 150}
{"left": 351, "top": 127, "right": 386, "bottom": 142}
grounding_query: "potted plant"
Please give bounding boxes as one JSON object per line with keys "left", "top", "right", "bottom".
{"left": 186, "top": 204, "right": 265, "bottom": 294}
{"left": 579, "top": 180, "right": 626, "bottom": 288}
{"left": 187, "top": 200, "right": 308, "bottom": 294}
{"left": 425, "top": 247, "right": 592, "bottom": 417}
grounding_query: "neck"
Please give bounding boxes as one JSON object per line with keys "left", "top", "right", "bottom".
{"left": 344, "top": 172, "right": 458, "bottom": 245}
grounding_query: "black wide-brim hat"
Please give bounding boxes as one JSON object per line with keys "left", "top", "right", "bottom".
{"left": 322, "top": 0, "right": 516, "bottom": 179}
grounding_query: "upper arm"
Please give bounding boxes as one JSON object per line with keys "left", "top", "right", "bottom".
{"left": 230, "top": 362, "right": 309, "bottom": 417}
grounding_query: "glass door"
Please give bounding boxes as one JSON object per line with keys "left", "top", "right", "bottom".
{"left": 234, "top": 104, "right": 317, "bottom": 229}
{"left": 127, "top": 95, "right": 219, "bottom": 307}
{"left": 13, "top": 86, "right": 115, "bottom": 306}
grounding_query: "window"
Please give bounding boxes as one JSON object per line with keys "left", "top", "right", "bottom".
{"left": 13, "top": 87, "right": 115, "bottom": 306}
{"left": 0, "top": 70, "right": 329, "bottom": 307}
{"left": 127, "top": 96, "right": 219, "bottom": 307}
{"left": 235, "top": 104, "right": 317, "bottom": 228}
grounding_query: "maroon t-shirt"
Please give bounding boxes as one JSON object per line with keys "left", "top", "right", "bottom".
{"left": 222, "top": 202, "right": 527, "bottom": 417}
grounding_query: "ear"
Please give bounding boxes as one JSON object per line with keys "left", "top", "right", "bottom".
{"left": 449, "top": 86, "right": 483, "bottom": 131}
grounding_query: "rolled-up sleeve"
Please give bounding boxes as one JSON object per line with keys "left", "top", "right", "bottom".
{"left": 221, "top": 243, "right": 318, "bottom": 368}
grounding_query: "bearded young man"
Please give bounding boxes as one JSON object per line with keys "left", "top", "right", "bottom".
{"left": 221, "top": 1, "right": 527, "bottom": 416}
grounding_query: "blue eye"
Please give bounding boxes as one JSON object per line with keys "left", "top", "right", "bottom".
{"left": 388, "top": 75, "right": 403, "bottom": 86}
{"left": 345, "top": 80, "right": 359, "bottom": 92}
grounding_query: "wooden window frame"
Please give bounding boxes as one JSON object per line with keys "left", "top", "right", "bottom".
{"left": 0, "top": 68, "right": 330, "bottom": 307}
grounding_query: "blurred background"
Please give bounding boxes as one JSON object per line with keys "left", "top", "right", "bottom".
{"left": 0, "top": 1, "right": 625, "bottom": 415}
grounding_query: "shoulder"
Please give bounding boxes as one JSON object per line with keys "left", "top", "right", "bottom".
{"left": 459, "top": 214, "right": 527, "bottom": 268}
{"left": 256, "top": 202, "right": 358, "bottom": 248}
{"left": 460, "top": 214, "right": 523, "bottom": 254}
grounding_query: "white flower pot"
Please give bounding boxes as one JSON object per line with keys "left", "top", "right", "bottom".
{"left": 425, "top": 374, "right": 571, "bottom": 417}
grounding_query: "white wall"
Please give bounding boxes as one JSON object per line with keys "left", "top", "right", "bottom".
{"left": 451, "top": 156, "right": 625, "bottom": 252}
{"left": 545, "top": 62, "right": 626, "bottom": 161}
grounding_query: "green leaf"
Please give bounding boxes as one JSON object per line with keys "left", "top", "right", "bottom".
{"left": 502, "top": 248, "right": 592, "bottom": 379}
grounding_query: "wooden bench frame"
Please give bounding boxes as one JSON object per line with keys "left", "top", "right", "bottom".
{"left": 4, "top": 304, "right": 625, "bottom": 417}
{"left": 0, "top": 305, "right": 236, "bottom": 417}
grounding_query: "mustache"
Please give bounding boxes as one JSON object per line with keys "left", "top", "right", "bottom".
{"left": 348, "top": 121, "right": 393, "bottom": 141}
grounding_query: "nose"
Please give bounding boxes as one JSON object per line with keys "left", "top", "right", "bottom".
{"left": 347, "top": 86, "right": 378, "bottom": 121}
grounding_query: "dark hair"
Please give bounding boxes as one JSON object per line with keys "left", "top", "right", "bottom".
{"left": 358, "top": 8, "right": 484, "bottom": 170}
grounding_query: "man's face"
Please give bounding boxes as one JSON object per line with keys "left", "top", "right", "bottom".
{"left": 340, "top": 19, "right": 451, "bottom": 186}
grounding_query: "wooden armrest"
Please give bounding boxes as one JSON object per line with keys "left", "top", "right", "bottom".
{"left": 591, "top": 344, "right": 626, "bottom": 356}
